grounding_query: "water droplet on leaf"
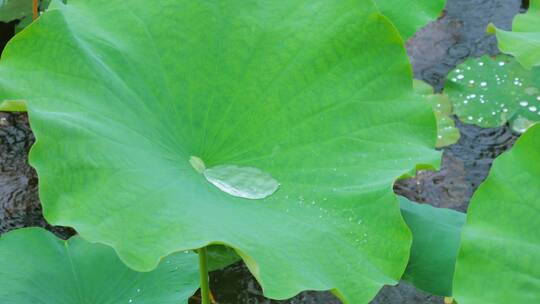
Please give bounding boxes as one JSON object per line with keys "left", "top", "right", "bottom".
{"left": 203, "top": 164, "right": 279, "bottom": 200}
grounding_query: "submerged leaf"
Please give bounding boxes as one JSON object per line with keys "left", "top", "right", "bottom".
{"left": 488, "top": 1, "right": 540, "bottom": 70}
{"left": 0, "top": 99, "right": 27, "bottom": 112}
{"left": 414, "top": 80, "right": 460, "bottom": 147}
{"left": 453, "top": 123, "right": 540, "bottom": 304}
{"left": 0, "top": 1, "right": 440, "bottom": 302}
{"left": 399, "top": 197, "right": 465, "bottom": 297}
{"left": 0, "top": 228, "right": 199, "bottom": 304}
{"left": 445, "top": 55, "right": 540, "bottom": 132}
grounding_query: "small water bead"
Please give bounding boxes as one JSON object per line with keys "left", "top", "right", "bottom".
{"left": 520, "top": 101, "right": 529, "bottom": 107}
{"left": 137, "top": 289, "right": 141, "bottom": 293}
{"left": 529, "top": 106, "right": 538, "bottom": 112}
{"left": 478, "top": 62, "right": 485, "bottom": 66}
{"left": 129, "top": 299, "right": 133, "bottom": 303}
{"left": 469, "top": 80, "right": 475, "bottom": 85}
{"left": 457, "top": 74, "right": 465, "bottom": 80}
{"left": 499, "top": 61, "right": 505, "bottom": 66}
{"left": 480, "top": 82, "right": 487, "bottom": 87}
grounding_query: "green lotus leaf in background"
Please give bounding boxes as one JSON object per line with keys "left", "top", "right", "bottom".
{"left": 488, "top": 0, "right": 540, "bottom": 70}
{"left": 414, "top": 79, "right": 460, "bottom": 148}
{"left": 0, "top": 228, "right": 199, "bottom": 304}
{"left": 373, "top": 0, "right": 446, "bottom": 39}
{"left": 0, "top": 0, "right": 440, "bottom": 302}
{"left": 0, "top": 99, "right": 27, "bottom": 111}
{"left": 445, "top": 54, "right": 540, "bottom": 132}
{"left": 0, "top": 0, "right": 32, "bottom": 22}
{"left": 453, "top": 123, "right": 540, "bottom": 304}
{"left": 207, "top": 245, "right": 241, "bottom": 272}
{"left": 399, "top": 197, "right": 465, "bottom": 297}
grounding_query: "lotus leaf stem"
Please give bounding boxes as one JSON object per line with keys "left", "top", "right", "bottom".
{"left": 198, "top": 247, "right": 210, "bottom": 304}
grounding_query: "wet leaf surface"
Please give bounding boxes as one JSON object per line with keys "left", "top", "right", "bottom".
{"left": 445, "top": 55, "right": 540, "bottom": 132}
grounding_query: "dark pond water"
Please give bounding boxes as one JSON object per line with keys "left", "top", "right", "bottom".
{"left": 0, "top": 0, "right": 525, "bottom": 303}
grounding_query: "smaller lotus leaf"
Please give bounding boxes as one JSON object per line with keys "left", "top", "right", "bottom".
{"left": 453, "top": 123, "right": 540, "bottom": 304}
{"left": 445, "top": 54, "right": 540, "bottom": 132}
{"left": 0, "top": 0, "right": 32, "bottom": 22}
{"left": 0, "top": 228, "right": 200, "bottom": 304}
{"left": 399, "top": 196, "right": 465, "bottom": 297}
{"left": 0, "top": 99, "right": 27, "bottom": 112}
{"left": 488, "top": 1, "right": 540, "bottom": 70}
{"left": 414, "top": 80, "right": 460, "bottom": 148}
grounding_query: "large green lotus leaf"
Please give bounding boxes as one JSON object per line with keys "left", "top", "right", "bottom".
{"left": 488, "top": 0, "right": 540, "bottom": 70}
{"left": 445, "top": 54, "right": 540, "bottom": 132}
{"left": 399, "top": 196, "right": 465, "bottom": 297}
{"left": 373, "top": 0, "right": 445, "bottom": 39}
{"left": 0, "top": 0, "right": 32, "bottom": 22}
{"left": 0, "top": 0, "right": 440, "bottom": 302}
{"left": 453, "top": 123, "right": 540, "bottom": 304}
{"left": 0, "top": 228, "right": 199, "bottom": 304}
{"left": 414, "top": 79, "right": 460, "bottom": 148}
